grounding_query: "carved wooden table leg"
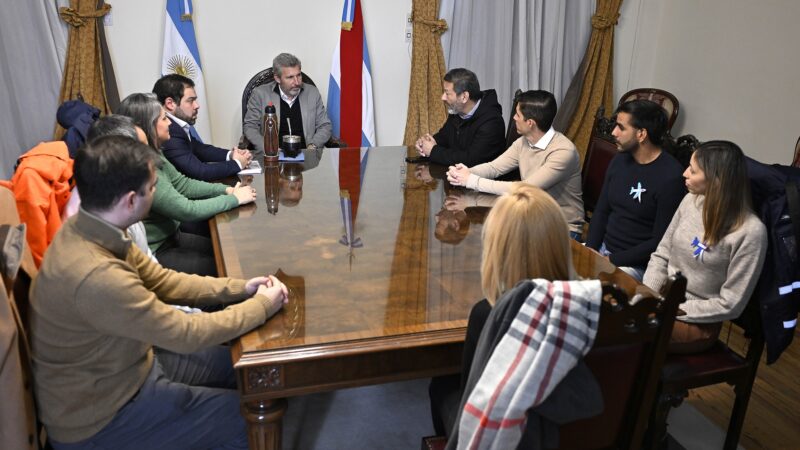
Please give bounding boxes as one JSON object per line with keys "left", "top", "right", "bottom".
{"left": 243, "top": 398, "right": 287, "bottom": 450}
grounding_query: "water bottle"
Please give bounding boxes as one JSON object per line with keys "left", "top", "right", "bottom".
{"left": 263, "top": 102, "right": 280, "bottom": 161}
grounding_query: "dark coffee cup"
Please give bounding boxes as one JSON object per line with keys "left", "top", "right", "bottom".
{"left": 282, "top": 135, "right": 302, "bottom": 158}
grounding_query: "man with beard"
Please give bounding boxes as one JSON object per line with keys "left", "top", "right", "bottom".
{"left": 243, "top": 53, "right": 332, "bottom": 159}
{"left": 154, "top": 74, "right": 252, "bottom": 181}
{"left": 585, "top": 99, "right": 686, "bottom": 280}
{"left": 415, "top": 68, "right": 506, "bottom": 167}
{"left": 444, "top": 90, "right": 584, "bottom": 240}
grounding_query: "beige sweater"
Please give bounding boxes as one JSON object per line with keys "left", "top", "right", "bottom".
{"left": 30, "top": 210, "right": 275, "bottom": 443}
{"left": 466, "top": 132, "right": 584, "bottom": 233}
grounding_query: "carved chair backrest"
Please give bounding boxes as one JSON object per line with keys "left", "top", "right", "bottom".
{"left": 618, "top": 88, "right": 680, "bottom": 131}
{"left": 581, "top": 106, "right": 617, "bottom": 217}
{"left": 557, "top": 274, "right": 685, "bottom": 450}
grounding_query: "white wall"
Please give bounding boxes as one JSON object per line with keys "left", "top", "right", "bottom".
{"left": 613, "top": 0, "right": 663, "bottom": 99}
{"left": 105, "top": 1, "right": 800, "bottom": 164}
{"left": 615, "top": 0, "right": 800, "bottom": 164}
{"left": 104, "top": 0, "right": 412, "bottom": 147}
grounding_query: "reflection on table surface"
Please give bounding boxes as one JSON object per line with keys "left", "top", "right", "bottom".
{"left": 212, "top": 146, "right": 636, "bottom": 358}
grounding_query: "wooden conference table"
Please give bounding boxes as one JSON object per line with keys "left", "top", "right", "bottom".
{"left": 210, "top": 146, "right": 643, "bottom": 450}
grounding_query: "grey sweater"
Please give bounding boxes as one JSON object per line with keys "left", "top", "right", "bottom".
{"left": 643, "top": 194, "right": 767, "bottom": 323}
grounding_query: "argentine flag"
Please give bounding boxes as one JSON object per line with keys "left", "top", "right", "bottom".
{"left": 162, "top": 0, "right": 211, "bottom": 140}
{"left": 328, "top": 0, "right": 376, "bottom": 148}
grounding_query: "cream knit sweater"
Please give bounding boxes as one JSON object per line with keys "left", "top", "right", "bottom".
{"left": 643, "top": 194, "right": 767, "bottom": 323}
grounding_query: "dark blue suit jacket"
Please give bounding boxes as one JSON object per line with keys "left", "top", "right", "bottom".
{"left": 162, "top": 119, "right": 241, "bottom": 181}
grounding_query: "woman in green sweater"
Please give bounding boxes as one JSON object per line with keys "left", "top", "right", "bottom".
{"left": 643, "top": 141, "right": 767, "bottom": 353}
{"left": 117, "top": 93, "right": 256, "bottom": 276}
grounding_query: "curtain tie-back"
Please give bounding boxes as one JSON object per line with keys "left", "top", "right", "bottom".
{"left": 59, "top": 4, "right": 112, "bottom": 28}
{"left": 412, "top": 15, "right": 449, "bottom": 35}
{"left": 590, "top": 12, "right": 619, "bottom": 30}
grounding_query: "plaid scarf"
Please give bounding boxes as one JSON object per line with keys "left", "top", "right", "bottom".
{"left": 457, "top": 279, "right": 602, "bottom": 450}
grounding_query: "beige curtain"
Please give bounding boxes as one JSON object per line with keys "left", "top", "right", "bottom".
{"left": 402, "top": 0, "right": 448, "bottom": 146}
{"left": 556, "top": 0, "right": 623, "bottom": 164}
{"left": 56, "top": 0, "right": 113, "bottom": 137}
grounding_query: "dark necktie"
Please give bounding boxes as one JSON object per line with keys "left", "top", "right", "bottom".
{"left": 188, "top": 126, "right": 204, "bottom": 143}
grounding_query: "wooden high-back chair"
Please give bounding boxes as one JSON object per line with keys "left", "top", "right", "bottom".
{"left": 422, "top": 274, "right": 686, "bottom": 450}
{"left": 581, "top": 106, "right": 617, "bottom": 220}
{"left": 618, "top": 88, "right": 680, "bottom": 132}
{"left": 555, "top": 275, "right": 685, "bottom": 449}
{"left": 646, "top": 299, "right": 766, "bottom": 450}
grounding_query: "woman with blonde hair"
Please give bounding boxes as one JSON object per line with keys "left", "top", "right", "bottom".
{"left": 429, "top": 183, "right": 574, "bottom": 436}
{"left": 643, "top": 140, "right": 767, "bottom": 353}
{"left": 480, "top": 184, "right": 574, "bottom": 305}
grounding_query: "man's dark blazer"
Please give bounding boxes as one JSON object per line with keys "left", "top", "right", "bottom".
{"left": 162, "top": 119, "right": 241, "bottom": 181}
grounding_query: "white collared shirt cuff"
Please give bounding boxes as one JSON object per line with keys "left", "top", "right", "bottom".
{"left": 227, "top": 151, "right": 244, "bottom": 169}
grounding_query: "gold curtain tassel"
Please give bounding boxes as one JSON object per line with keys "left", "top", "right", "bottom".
{"left": 413, "top": 18, "right": 449, "bottom": 35}
{"left": 59, "top": 4, "right": 112, "bottom": 28}
{"left": 591, "top": 12, "right": 619, "bottom": 30}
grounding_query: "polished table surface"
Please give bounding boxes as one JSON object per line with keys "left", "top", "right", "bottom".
{"left": 210, "top": 146, "right": 643, "bottom": 449}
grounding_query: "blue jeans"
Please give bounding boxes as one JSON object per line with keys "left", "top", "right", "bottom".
{"left": 598, "top": 242, "right": 645, "bottom": 281}
{"left": 51, "top": 346, "right": 247, "bottom": 450}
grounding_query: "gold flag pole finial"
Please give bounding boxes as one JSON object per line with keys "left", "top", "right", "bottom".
{"left": 180, "top": 0, "right": 192, "bottom": 21}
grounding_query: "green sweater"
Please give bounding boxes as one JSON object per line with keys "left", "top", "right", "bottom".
{"left": 30, "top": 209, "right": 273, "bottom": 442}
{"left": 145, "top": 155, "right": 238, "bottom": 251}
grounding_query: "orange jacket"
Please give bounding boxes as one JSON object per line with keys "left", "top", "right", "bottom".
{"left": 0, "top": 142, "right": 73, "bottom": 267}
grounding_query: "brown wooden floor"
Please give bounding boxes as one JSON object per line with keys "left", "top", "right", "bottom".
{"left": 684, "top": 323, "right": 800, "bottom": 449}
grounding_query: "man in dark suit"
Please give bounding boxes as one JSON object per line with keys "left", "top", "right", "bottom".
{"left": 153, "top": 74, "right": 252, "bottom": 181}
